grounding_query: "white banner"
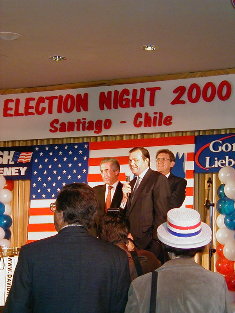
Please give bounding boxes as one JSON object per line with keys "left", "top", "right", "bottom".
{"left": 0, "top": 256, "right": 18, "bottom": 306}
{"left": 0, "top": 74, "right": 234, "bottom": 141}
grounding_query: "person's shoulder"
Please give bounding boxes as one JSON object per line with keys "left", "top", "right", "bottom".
{"left": 19, "top": 234, "right": 58, "bottom": 255}
{"left": 93, "top": 184, "right": 105, "bottom": 191}
{"left": 169, "top": 173, "right": 186, "bottom": 183}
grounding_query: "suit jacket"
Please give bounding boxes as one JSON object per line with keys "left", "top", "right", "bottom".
{"left": 3, "top": 226, "right": 130, "bottom": 313}
{"left": 168, "top": 173, "right": 187, "bottom": 208}
{"left": 125, "top": 169, "right": 170, "bottom": 253}
{"left": 93, "top": 181, "right": 123, "bottom": 215}
{"left": 125, "top": 257, "right": 232, "bottom": 313}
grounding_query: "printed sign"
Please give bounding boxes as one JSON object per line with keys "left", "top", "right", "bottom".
{"left": 195, "top": 133, "right": 235, "bottom": 173}
{"left": 0, "top": 147, "right": 33, "bottom": 180}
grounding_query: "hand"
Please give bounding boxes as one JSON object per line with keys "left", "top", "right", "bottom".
{"left": 122, "top": 182, "right": 132, "bottom": 198}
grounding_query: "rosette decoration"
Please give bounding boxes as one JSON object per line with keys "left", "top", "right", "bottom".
{"left": 0, "top": 175, "right": 13, "bottom": 248}
{"left": 215, "top": 166, "right": 235, "bottom": 291}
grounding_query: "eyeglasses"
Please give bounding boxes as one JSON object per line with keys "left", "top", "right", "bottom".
{"left": 50, "top": 202, "right": 56, "bottom": 212}
{"left": 156, "top": 158, "right": 170, "bottom": 162}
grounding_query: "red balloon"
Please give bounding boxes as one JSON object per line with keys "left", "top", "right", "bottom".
{"left": 225, "top": 273, "right": 235, "bottom": 291}
{"left": 215, "top": 257, "right": 235, "bottom": 275}
{"left": 4, "top": 180, "right": 14, "bottom": 191}
{"left": 216, "top": 244, "right": 224, "bottom": 258}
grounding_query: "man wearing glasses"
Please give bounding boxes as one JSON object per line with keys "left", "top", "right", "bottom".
{"left": 156, "top": 149, "right": 187, "bottom": 209}
{"left": 4, "top": 183, "right": 130, "bottom": 313}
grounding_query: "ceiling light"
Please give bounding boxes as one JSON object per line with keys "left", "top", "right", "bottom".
{"left": 0, "top": 32, "right": 22, "bottom": 40}
{"left": 143, "top": 44, "right": 157, "bottom": 51}
{"left": 49, "top": 55, "right": 67, "bottom": 62}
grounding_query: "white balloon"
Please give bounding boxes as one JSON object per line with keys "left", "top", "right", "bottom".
{"left": 4, "top": 203, "right": 12, "bottom": 215}
{"left": 0, "top": 189, "right": 12, "bottom": 204}
{"left": 215, "top": 228, "right": 235, "bottom": 245}
{"left": 216, "top": 214, "right": 226, "bottom": 229}
{"left": 223, "top": 240, "right": 235, "bottom": 261}
{"left": 0, "top": 176, "right": 6, "bottom": 190}
{"left": 218, "top": 166, "right": 235, "bottom": 184}
{"left": 0, "top": 238, "right": 10, "bottom": 248}
{"left": 224, "top": 182, "right": 235, "bottom": 200}
{"left": 0, "top": 227, "right": 5, "bottom": 240}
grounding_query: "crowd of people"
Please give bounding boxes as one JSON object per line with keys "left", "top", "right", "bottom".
{"left": 3, "top": 147, "right": 232, "bottom": 313}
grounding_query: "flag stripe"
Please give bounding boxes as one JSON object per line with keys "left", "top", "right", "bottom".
{"left": 88, "top": 156, "right": 129, "bottom": 166}
{"left": 90, "top": 136, "right": 194, "bottom": 150}
{"left": 185, "top": 170, "right": 194, "bottom": 179}
{"left": 186, "top": 187, "right": 194, "bottom": 196}
{"left": 28, "top": 223, "right": 56, "bottom": 232}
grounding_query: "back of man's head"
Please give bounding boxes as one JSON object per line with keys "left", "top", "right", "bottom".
{"left": 56, "top": 183, "right": 98, "bottom": 229}
{"left": 100, "top": 212, "right": 130, "bottom": 244}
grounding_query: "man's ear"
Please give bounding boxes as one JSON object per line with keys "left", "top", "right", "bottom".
{"left": 170, "top": 161, "right": 175, "bottom": 169}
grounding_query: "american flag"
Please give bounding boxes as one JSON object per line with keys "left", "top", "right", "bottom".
{"left": 28, "top": 136, "right": 195, "bottom": 242}
{"left": 13, "top": 151, "right": 33, "bottom": 163}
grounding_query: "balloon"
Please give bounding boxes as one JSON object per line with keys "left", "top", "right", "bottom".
{"left": 4, "top": 180, "right": 14, "bottom": 191}
{"left": 224, "top": 182, "right": 235, "bottom": 200}
{"left": 4, "top": 228, "right": 11, "bottom": 240}
{"left": 216, "top": 257, "right": 234, "bottom": 275}
{"left": 0, "top": 238, "right": 10, "bottom": 248}
{"left": 4, "top": 204, "right": 12, "bottom": 215}
{"left": 217, "top": 184, "right": 226, "bottom": 198}
{"left": 0, "top": 227, "right": 5, "bottom": 240}
{"left": 0, "top": 214, "right": 12, "bottom": 229}
{"left": 218, "top": 166, "right": 235, "bottom": 184}
{"left": 224, "top": 211, "right": 235, "bottom": 230}
{"left": 216, "top": 197, "right": 235, "bottom": 215}
{"left": 223, "top": 240, "right": 235, "bottom": 261}
{"left": 216, "top": 243, "right": 224, "bottom": 258}
{"left": 216, "top": 214, "right": 226, "bottom": 229}
{"left": 0, "top": 189, "right": 12, "bottom": 204}
{"left": 225, "top": 273, "right": 235, "bottom": 291}
{"left": 215, "top": 228, "right": 235, "bottom": 245}
{"left": 0, "top": 202, "right": 5, "bottom": 215}
{"left": 0, "top": 176, "right": 6, "bottom": 190}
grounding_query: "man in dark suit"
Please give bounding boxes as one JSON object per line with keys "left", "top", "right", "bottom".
{"left": 93, "top": 158, "right": 123, "bottom": 235}
{"left": 156, "top": 149, "right": 187, "bottom": 208}
{"left": 122, "top": 147, "right": 171, "bottom": 262}
{"left": 3, "top": 183, "right": 130, "bottom": 313}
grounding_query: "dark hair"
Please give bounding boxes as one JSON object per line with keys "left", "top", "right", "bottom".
{"left": 164, "top": 244, "right": 206, "bottom": 258}
{"left": 129, "top": 147, "right": 150, "bottom": 166}
{"left": 156, "top": 149, "right": 175, "bottom": 162}
{"left": 100, "top": 158, "right": 120, "bottom": 171}
{"left": 55, "top": 183, "right": 98, "bottom": 229}
{"left": 100, "top": 212, "right": 130, "bottom": 244}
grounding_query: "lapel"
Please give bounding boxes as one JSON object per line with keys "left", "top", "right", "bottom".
{"left": 111, "top": 181, "right": 122, "bottom": 208}
{"left": 99, "top": 184, "right": 106, "bottom": 210}
{"left": 127, "top": 169, "right": 152, "bottom": 215}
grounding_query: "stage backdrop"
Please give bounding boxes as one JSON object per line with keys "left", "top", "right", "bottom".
{"left": 28, "top": 135, "right": 195, "bottom": 242}
{"left": 0, "top": 74, "right": 234, "bottom": 141}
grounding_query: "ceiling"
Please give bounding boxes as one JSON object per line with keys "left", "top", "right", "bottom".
{"left": 1, "top": 0, "right": 235, "bottom": 91}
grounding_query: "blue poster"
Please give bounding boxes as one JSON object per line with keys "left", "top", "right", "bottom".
{"left": 195, "top": 133, "right": 235, "bottom": 173}
{"left": 0, "top": 147, "right": 33, "bottom": 180}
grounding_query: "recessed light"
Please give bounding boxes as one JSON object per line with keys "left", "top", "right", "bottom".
{"left": 0, "top": 32, "right": 22, "bottom": 40}
{"left": 49, "top": 55, "right": 67, "bottom": 62}
{"left": 143, "top": 44, "right": 157, "bottom": 51}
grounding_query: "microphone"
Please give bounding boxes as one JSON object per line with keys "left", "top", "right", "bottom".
{"left": 125, "top": 175, "right": 131, "bottom": 197}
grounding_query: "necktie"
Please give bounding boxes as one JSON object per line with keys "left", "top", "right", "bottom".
{"left": 105, "top": 185, "right": 113, "bottom": 211}
{"left": 132, "top": 176, "right": 141, "bottom": 195}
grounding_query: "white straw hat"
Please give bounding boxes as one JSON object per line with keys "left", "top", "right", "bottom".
{"left": 157, "top": 207, "right": 212, "bottom": 249}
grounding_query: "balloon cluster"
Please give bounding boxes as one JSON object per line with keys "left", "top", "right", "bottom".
{"left": 215, "top": 166, "right": 235, "bottom": 291}
{"left": 0, "top": 176, "right": 13, "bottom": 248}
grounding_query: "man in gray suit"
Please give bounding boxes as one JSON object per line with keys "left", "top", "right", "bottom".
{"left": 4, "top": 183, "right": 130, "bottom": 313}
{"left": 125, "top": 207, "right": 232, "bottom": 313}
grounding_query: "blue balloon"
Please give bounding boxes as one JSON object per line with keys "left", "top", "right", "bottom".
{"left": 4, "top": 228, "right": 11, "bottom": 240}
{"left": 224, "top": 212, "right": 235, "bottom": 230}
{"left": 217, "top": 184, "right": 226, "bottom": 199}
{"left": 0, "top": 202, "right": 5, "bottom": 215}
{"left": 216, "top": 197, "right": 235, "bottom": 215}
{"left": 0, "top": 214, "right": 12, "bottom": 229}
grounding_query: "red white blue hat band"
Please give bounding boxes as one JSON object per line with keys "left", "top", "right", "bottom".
{"left": 157, "top": 208, "right": 212, "bottom": 249}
